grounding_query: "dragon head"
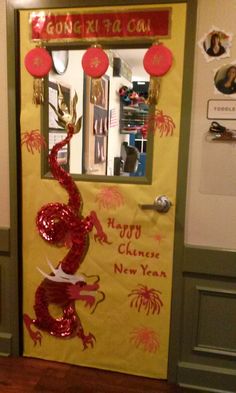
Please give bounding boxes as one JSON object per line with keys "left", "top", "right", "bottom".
{"left": 37, "top": 260, "right": 105, "bottom": 312}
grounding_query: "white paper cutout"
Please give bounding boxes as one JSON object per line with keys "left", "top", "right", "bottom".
{"left": 213, "top": 62, "right": 236, "bottom": 96}
{"left": 198, "top": 26, "right": 232, "bottom": 62}
{"left": 37, "top": 258, "right": 86, "bottom": 284}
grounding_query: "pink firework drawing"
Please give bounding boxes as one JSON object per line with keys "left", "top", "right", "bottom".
{"left": 128, "top": 284, "right": 163, "bottom": 315}
{"left": 154, "top": 109, "right": 175, "bottom": 137}
{"left": 153, "top": 233, "right": 165, "bottom": 243}
{"left": 95, "top": 186, "right": 125, "bottom": 210}
{"left": 21, "top": 129, "right": 46, "bottom": 154}
{"left": 130, "top": 326, "right": 160, "bottom": 353}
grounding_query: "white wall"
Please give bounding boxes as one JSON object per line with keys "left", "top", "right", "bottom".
{"left": 185, "top": 0, "right": 236, "bottom": 249}
{"left": 0, "top": 0, "right": 10, "bottom": 227}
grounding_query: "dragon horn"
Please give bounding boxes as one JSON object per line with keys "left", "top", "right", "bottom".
{"left": 71, "top": 91, "right": 78, "bottom": 124}
{"left": 75, "top": 116, "right": 82, "bottom": 134}
{"left": 46, "top": 257, "right": 58, "bottom": 275}
{"left": 57, "top": 82, "right": 63, "bottom": 99}
{"left": 36, "top": 258, "right": 86, "bottom": 284}
{"left": 36, "top": 266, "right": 59, "bottom": 282}
{"left": 57, "top": 264, "right": 85, "bottom": 283}
{"left": 37, "top": 266, "right": 85, "bottom": 284}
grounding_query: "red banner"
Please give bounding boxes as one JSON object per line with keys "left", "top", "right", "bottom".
{"left": 30, "top": 9, "right": 171, "bottom": 40}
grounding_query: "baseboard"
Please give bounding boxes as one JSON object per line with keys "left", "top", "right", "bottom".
{"left": 178, "top": 361, "right": 236, "bottom": 393}
{"left": 0, "top": 227, "right": 10, "bottom": 254}
{"left": 0, "top": 332, "right": 12, "bottom": 356}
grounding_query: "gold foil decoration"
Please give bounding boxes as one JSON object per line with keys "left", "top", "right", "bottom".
{"left": 33, "top": 78, "right": 44, "bottom": 105}
{"left": 147, "top": 77, "right": 161, "bottom": 106}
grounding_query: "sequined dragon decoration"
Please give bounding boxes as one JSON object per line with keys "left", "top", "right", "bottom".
{"left": 23, "top": 84, "right": 110, "bottom": 350}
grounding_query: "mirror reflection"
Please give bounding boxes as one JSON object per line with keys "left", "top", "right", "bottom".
{"left": 46, "top": 48, "right": 151, "bottom": 178}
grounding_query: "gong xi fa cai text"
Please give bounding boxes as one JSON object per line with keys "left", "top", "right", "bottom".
{"left": 30, "top": 9, "right": 171, "bottom": 40}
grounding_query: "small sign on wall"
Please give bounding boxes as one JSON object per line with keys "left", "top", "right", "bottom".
{"left": 207, "top": 99, "right": 236, "bottom": 119}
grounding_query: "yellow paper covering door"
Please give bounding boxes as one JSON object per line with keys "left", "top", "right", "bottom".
{"left": 20, "top": 4, "right": 186, "bottom": 379}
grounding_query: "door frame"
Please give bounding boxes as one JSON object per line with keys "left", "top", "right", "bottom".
{"left": 167, "top": 0, "right": 198, "bottom": 382}
{"left": 167, "top": 1, "right": 236, "bottom": 390}
{"left": 7, "top": 0, "right": 197, "bottom": 380}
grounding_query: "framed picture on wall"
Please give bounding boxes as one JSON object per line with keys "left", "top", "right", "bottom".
{"left": 90, "top": 76, "right": 109, "bottom": 109}
{"left": 83, "top": 74, "right": 110, "bottom": 175}
{"left": 93, "top": 105, "right": 108, "bottom": 135}
{"left": 94, "top": 135, "right": 106, "bottom": 163}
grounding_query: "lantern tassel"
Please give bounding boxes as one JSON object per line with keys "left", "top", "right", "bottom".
{"left": 33, "top": 77, "right": 44, "bottom": 105}
{"left": 147, "top": 76, "right": 161, "bottom": 106}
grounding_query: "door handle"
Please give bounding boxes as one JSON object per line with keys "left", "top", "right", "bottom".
{"left": 139, "top": 195, "right": 172, "bottom": 213}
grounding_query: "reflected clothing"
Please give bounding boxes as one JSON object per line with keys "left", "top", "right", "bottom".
{"left": 207, "top": 45, "right": 225, "bottom": 57}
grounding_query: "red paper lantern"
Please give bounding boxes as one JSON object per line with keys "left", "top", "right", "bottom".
{"left": 82, "top": 47, "right": 109, "bottom": 78}
{"left": 143, "top": 44, "right": 173, "bottom": 77}
{"left": 24, "top": 47, "right": 52, "bottom": 78}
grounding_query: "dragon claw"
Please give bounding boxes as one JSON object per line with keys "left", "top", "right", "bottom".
{"left": 32, "top": 331, "right": 43, "bottom": 346}
{"left": 82, "top": 332, "right": 96, "bottom": 350}
{"left": 94, "top": 233, "right": 111, "bottom": 245}
{"left": 23, "top": 314, "right": 43, "bottom": 346}
{"left": 90, "top": 211, "right": 111, "bottom": 245}
{"left": 77, "top": 330, "right": 96, "bottom": 350}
